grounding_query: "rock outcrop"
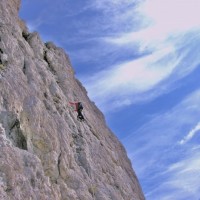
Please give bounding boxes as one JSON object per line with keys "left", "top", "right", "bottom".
{"left": 0, "top": 0, "right": 145, "bottom": 199}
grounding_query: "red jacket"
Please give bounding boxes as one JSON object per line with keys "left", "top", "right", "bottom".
{"left": 69, "top": 102, "right": 79, "bottom": 111}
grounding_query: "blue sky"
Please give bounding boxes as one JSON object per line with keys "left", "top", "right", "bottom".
{"left": 20, "top": 0, "right": 200, "bottom": 199}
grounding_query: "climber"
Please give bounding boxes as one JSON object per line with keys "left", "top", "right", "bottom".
{"left": 69, "top": 102, "right": 85, "bottom": 121}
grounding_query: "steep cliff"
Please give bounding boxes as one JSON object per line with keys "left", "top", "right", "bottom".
{"left": 0, "top": 0, "right": 145, "bottom": 199}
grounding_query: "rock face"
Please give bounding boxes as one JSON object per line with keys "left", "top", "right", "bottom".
{"left": 0, "top": 0, "right": 145, "bottom": 199}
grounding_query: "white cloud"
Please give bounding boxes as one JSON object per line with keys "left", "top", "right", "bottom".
{"left": 164, "top": 153, "right": 200, "bottom": 197}
{"left": 106, "top": 0, "right": 200, "bottom": 47}
{"left": 141, "top": 0, "right": 200, "bottom": 33}
{"left": 146, "top": 153, "right": 200, "bottom": 200}
{"left": 92, "top": 0, "right": 137, "bottom": 11}
{"left": 122, "top": 90, "right": 200, "bottom": 199}
{"left": 124, "top": 88, "right": 200, "bottom": 157}
{"left": 81, "top": 0, "right": 200, "bottom": 111}
{"left": 179, "top": 122, "right": 200, "bottom": 145}
{"left": 84, "top": 42, "right": 187, "bottom": 110}
{"left": 27, "top": 21, "right": 41, "bottom": 32}
{"left": 86, "top": 45, "right": 177, "bottom": 93}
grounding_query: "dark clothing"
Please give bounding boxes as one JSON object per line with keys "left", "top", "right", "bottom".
{"left": 69, "top": 101, "right": 85, "bottom": 121}
{"left": 77, "top": 102, "right": 83, "bottom": 111}
{"left": 77, "top": 102, "right": 84, "bottom": 121}
{"left": 77, "top": 110, "right": 84, "bottom": 121}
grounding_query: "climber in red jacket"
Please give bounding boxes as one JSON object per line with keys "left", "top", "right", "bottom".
{"left": 69, "top": 102, "right": 85, "bottom": 121}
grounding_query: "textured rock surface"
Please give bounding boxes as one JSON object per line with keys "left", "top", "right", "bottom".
{"left": 0, "top": 0, "right": 145, "bottom": 199}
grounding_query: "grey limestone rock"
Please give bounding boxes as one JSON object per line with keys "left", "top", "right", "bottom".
{"left": 0, "top": 0, "right": 145, "bottom": 199}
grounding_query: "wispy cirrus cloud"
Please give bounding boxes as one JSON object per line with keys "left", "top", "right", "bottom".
{"left": 104, "top": 0, "right": 200, "bottom": 50}
{"left": 123, "top": 89, "right": 200, "bottom": 199}
{"left": 84, "top": 35, "right": 200, "bottom": 111}
{"left": 79, "top": 0, "right": 200, "bottom": 111}
{"left": 146, "top": 152, "right": 200, "bottom": 200}
{"left": 179, "top": 122, "right": 200, "bottom": 145}
{"left": 84, "top": 44, "right": 181, "bottom": 106}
